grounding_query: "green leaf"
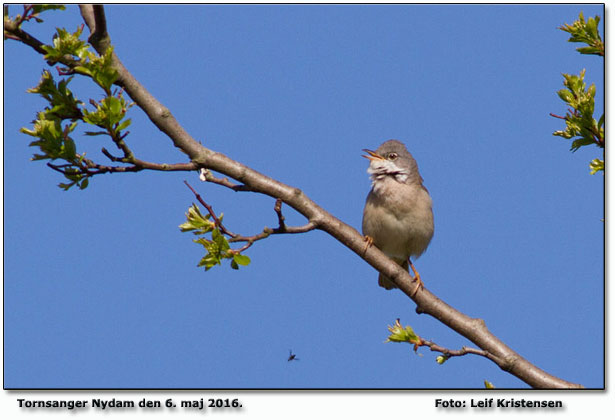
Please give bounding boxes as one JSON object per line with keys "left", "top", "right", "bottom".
{"left": 32, "top": 5, "right": 66, "bottom": 14}
{"left": 193, "top": 237, "right": 210, "bottom": 249}
{"left": 73, "top": 65, "right": 93, "bottom": 78}
{"left": 178, "top": 221, "right": 196, "bottom": 232}
{"left": 233, "top": 254, "right": 251, "bottom": 266}
{"left": 556, "top": 89, "right": 574, "bottom": 103}
{"left": 63, "top": 136, "right": 76, "bottom": 159}
{"left": 199, "top": 253, "right": 220, "bottom": 271}
{"left": 211, "top": 228, "right": 230, "bottom": 251}
{"left": 570, "top": 137, "right": 595, "bottom": 152}
{"left": 576, "top": 46, "right": 602, "bottom": 55}
{"left": 115, "top": 118, "right": 132, "bottom": 133}
{"left": 585, "top": 16, "right": 598, "bottom": 39}
{"left": 107, "top": 96, "right": 122, "bottom": 116}
{"left": 31, "top": 153, "right": 48, "bottom": 161}
{"left": 58, "top": 182, "right": 74, "bottom": 191}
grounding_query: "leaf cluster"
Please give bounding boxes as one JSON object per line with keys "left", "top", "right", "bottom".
{"left": 559, "top": 12, "right": 604, "bottom": 56}
{"left": 21, "top": 110, "right": 78, "bottom": 163}
{"left": 19, "top": 26, "right": 133, "bottom": 189}
{"left": 42, "top": 26, "right": 118, "bottom": 93}
{"left": 553, "top": 13, "right": 604, "bottom": 174}
{"left": 42, "top": 26, "right": 89, "bottom": 63}
{"left": 19, "top": 71, "right": 87, "bottom": 190}
{"left": 3, "top": 4, "right": 65, "bottom": 28}
{"left": 180, "top": 204, "right": 251, "bottom": 271}
{"left": 385, "top": 319, "right": 422, "bottom": 350}
{"left": 74, "top": 47, "right": 119, "bottom": 93}
{"left": 83, "top": 94, "right": 132, "bottom": 137}
{"left": 554, "top": 70, "right": 603, "bottom": 152}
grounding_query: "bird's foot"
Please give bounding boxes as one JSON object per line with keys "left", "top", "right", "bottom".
{"left": 363, "top": 235, "right": 374, "bottom": 255}
{"left": 409, "top": 260, "right": 424, "bottom": 297}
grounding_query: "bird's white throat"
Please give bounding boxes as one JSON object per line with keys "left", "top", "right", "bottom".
{"left": 367, "top": 159, "right": 409, "bottom": 187}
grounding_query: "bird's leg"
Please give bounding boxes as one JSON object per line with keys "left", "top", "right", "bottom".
{"left": 409, "top": 259, "right": 424, "bottom": 296}
{"left": 363, "top": 235, "right": 374, "bottom": 255}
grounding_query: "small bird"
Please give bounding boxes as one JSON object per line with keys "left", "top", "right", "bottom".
{"left": 288, "top": 350, "right": 299, "bottom": 362}
{"left": 362, "top": 140, "right": 434, "bottom": 294}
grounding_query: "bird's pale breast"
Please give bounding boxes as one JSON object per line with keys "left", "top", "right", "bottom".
{"left": 362, "top": 177, "right": 434, "bottom": 262}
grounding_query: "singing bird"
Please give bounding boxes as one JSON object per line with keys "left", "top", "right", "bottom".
{"left": 362, "top": 140, "right": 434, "bottom": 294}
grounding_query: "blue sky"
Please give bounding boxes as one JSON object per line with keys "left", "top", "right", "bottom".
{"left": 3, "top": 4, "right": 604, "bottom": 390}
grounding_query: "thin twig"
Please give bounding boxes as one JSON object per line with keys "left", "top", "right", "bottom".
{"left": 199, "top": 168, "right": 254, "bottom": 192}
{"left": 100, "top": 147, "right": 197, "bottom": 171}
{"left": 549, "top": 112, "right": 567, "bottom": 120}
{"left": 227, "top": 220, "right": 316, "bottom": 254}
{"left": 274, "top": 198, "right": 286, "bottom": 231}
{"left": 420, "top": 339, "right": 497, "bottom": 362}
{"left": 101, "top": 147, "right": 121, "bottom": 162}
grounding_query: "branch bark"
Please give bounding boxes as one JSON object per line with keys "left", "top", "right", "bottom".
{"left": 3, "top": 16, "right": 48, "bottom": 55}
{"left": 9, "top": 4, "right": 584, "bottom": 389}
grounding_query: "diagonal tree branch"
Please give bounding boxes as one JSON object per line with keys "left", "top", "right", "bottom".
{"left": 73, "top": 4, "right": 582, "bottom": 389}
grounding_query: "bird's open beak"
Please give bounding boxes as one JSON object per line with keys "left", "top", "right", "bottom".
{"left": 362, "top": 149, "right": 385, "bottom": 161}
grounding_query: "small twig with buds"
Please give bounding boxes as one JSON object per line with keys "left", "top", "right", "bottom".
{"left": 183, "top": 180, "right": 316, "bottom": 254}
{"left": 419, "top": 339, "right": 494, "bottom": 364}
{"left": 386, "top": 318, "right": 500, "bottom": 365}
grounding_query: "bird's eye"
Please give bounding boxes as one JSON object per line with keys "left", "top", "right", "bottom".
{"left": 387, "top": 153, "right": 398, "bottom": 160}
